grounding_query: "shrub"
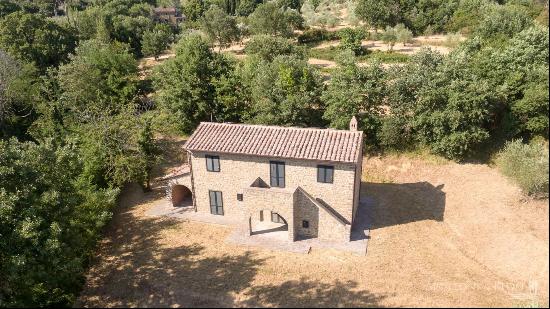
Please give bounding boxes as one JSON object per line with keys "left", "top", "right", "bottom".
{"left": 496, "top": 140, "right": 549, "bottom": 197}
{"left": 297, "top": 28, "right": 338, "bottom": 44}
{"left": 382, "top": 26, "right": 398, "bottom": 51}
{"left": 379, "top": 116, "right": 413, "bottom": 150}
{"left": 245, "top": 35, "right": 306, "bottom": 61}
{"left": 339, "top": 28, "right": 365, "bottom": 55}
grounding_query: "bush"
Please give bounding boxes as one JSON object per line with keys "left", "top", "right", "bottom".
{"left": 379, "top": 116, "right": 413, "bottom": 150}
{"left": 357, "top": 50, "right": 409, "bottom": 63}
{"left": 246, "top": 35, "right": 306, "bottom": 61}
{"left": 496, "top": 140, "right": 549, "bottom": 197}
{"left": 338, "top": 28, "right": 365, "bottom": 55}
{"left": 297, "top": 28, "right": 338, "bottom": 44}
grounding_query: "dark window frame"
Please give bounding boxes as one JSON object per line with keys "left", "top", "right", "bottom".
{"left": 205, "top": 155, "right": 220, "bottom": 172}
{"left": 237, "top": 193, "right": 243, "bottom": 201}
{"left": 270, "top": 161, "right": 285, "bottom": 188}
{"left": 317, "top": 165, "right": 334, "bottom": 183}
{"left": 209, "top": 190, "right": 224, "bottom": 215}
{"left": 302, "top": 220, "right": 309, "bottom": 228}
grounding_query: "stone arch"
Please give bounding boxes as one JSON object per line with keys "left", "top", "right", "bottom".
{"left": 249, "top": 209, "right": 289, "bottom": 237}
{"left": 170, "top": 184, "right": 193, "bottom": 207}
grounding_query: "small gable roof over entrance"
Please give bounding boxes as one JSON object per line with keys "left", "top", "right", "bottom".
{"left": 183, "top": 122, "right": 363, "bottom": 164}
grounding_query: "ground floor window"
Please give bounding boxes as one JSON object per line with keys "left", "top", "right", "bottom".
{"left": 302, "top": 220, "right": 309, "bottom": 228}
{"left": 209, "top": 190, "right": 224, "bottom": 215}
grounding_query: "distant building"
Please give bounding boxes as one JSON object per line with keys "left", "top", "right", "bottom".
{"left": 153, "top": 7, "right": 184, "bottom": 25}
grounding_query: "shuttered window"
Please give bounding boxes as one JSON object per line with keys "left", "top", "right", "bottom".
{"left": 270, "top": 161, "right": 285, "bottom": 188}
{"left": 317, "top": 165, "right": 334, "bottom": 183}
{"left": 206, "top": 155, "right": 220, "bottom": 172}
{"left": 209, "top": 190, "right": 224, "bottom": 215}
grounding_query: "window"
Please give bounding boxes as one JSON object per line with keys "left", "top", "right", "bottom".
{"left": 302, "top": 220, "right": 309, "bottom": 228}
{"left": 209, "top": 190, "right": 224, "bottom": 215}
{"left": 237, "top": 193, "right": 243, "bottom": 201}
{"left": 270, "top": 161, "right": 285, "bottom": 187}
{"left": 271, "top": 212, "right": 285, "bottom": 224}
{"left": 206, "top": 155, "right": 220, "bottom": 172}
{"left": 317, "top": 165, "right": 334, "bottom": 183}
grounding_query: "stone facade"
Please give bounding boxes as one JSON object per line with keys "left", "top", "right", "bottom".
{"left": 186, "top": 151, "right": 361, "bottom": 243}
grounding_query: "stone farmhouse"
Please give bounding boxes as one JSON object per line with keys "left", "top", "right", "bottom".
{"left": 153, "top": 7, "right": 184, "bottom": 25}
{"left": 169, "top": 118, "right": 364, "bottom": 243}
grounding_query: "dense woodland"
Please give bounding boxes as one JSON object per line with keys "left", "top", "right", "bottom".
{"left": 0, "top": 0, "right": 548, "bottom": 306}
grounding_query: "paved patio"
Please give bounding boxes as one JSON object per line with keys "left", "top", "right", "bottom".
{"left": 145, "top": 198, "right": 370, "bottom": 255}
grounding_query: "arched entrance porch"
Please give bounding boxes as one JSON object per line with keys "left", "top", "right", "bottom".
{"left": 171, "top": 184, "right": 192, "bottom": 207}
{"left": 249, "top": 210, "right": 289, "bottom": 239}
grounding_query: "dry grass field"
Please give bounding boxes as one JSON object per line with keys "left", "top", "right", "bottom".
{"left": 75, "top": 147, "right": 549, "bottom": 308}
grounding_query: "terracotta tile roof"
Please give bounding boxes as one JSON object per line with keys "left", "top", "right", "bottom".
{"left": 183, "top": 122, "right": 363, "bottom": 164}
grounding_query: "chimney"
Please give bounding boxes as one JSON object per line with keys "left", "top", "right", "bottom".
{"left": 349, "top": 116, "right": 358, "bottom": 131}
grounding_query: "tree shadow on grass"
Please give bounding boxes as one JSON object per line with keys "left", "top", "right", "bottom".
{"left": 239, "top": 277, "right": 388, "bottom": 307}
{"left": 76, "top": 184, "right": 266, "bottom": 307}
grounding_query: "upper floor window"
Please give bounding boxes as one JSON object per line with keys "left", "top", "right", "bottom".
{"left": 206, "top": 155, "right": 220, "bottom": 172}
{"left": 270, "top": 161, "right": 285, "bottom": 188}
{"left": 317, "top": 165, "right": 334, "bottom": 183}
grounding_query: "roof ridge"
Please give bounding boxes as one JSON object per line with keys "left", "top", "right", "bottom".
{"left": 198, "top": 121, "right": 360, "bottom": 134}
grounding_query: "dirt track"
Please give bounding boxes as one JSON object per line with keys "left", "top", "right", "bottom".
{"left": 76, "top": 152, "right": 549, "bottom": 308}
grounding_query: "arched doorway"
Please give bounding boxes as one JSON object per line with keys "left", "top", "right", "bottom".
{"left": 171, "top": 185, "right": 192, "bottom": 207}
{"left": 250, "top": 210, "right": 288, "bottom": 239}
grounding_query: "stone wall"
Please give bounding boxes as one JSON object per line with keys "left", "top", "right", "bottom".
{"left": 188, "top": 151, "right": 360, "bottom": 242}
{"left": 293, "top": 189, "right": 319, "bottom": 239}
{"left": 243, "top": 186, "right": 295, "bottom": 240}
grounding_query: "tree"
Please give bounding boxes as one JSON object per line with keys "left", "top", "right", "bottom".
{"left": 77, "top": 110, "right": 152, "bottom": 188}
{"left": 237, "top": 0, "right": 259, "bottom": 16}
{"left": 247, "top": 1, "right": 303, "bottom": 37}
{"left": 355, "top": 0, "right": 398, "bottom": 30}
{"left": 410, "top": 43, "right": 497, "bottom": 160}
{"left": 244, "top": 35, "right": 306, "bottom": 61}
{"left": 153, "top": 34, "right": 235, "bottom": 133}
{"left": 0, "top": 50, "right": 40, "bottom": 140}
{"left": 138, "top": 117, "right": 160, "bottom": 191}
{"left": 0, "top": 138, "right": 118, "bottom": 307}
{"left": 473, "top": 2, "right": 534, "bottom": 40}
{"left": 72, "top": 0, "right": 156, "bottom": 56}
{"left": 182, "top": 0, "right": 205, "bottom": 21}
{"left": 0, "top": 0, "right": 20, "bottom": 18}
{"left": 339, "top": 28, "right": 365, "bottom": 56}
{"left": 56, "top": 39, "right": 139, "bottom": 123}
{"left": 242, "top": 55, "right": 324, "bottom": 126}
{"left": 0, "top": 12, "right": 76, "bottom": 71}
{"left": 394, "top": 23, "right": 413, "bottom": 46}
{"left": 382, "top": 48, "right": 443, "bottom": 150}
{"left": 446, "top": 0, "right": 491, "bottom": 33}
{"left": 382, "top": 26, "right": 398, "bottom": 51}
{"left": 108, "top": 2, "right": 155, "bottom": 56}
{"left": 477, "top": 26, "right": 549, "bottom": 138}
{"left": 141, "top": 23, "right": 173, "bottom": 59}
{"left": 322, "top": 50, "right": 387, "bottom": 145}
{"left": 278, "top": 0, "right": 302, "bottom": 10}
{"left": 211, "top": 59, "right": 251, "bottom": 123}
{"left": 303, "top": 0, "right": 343, "bottom": 28}
{"left": 201, "top": 5, "right": 240, "bottom": 51}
